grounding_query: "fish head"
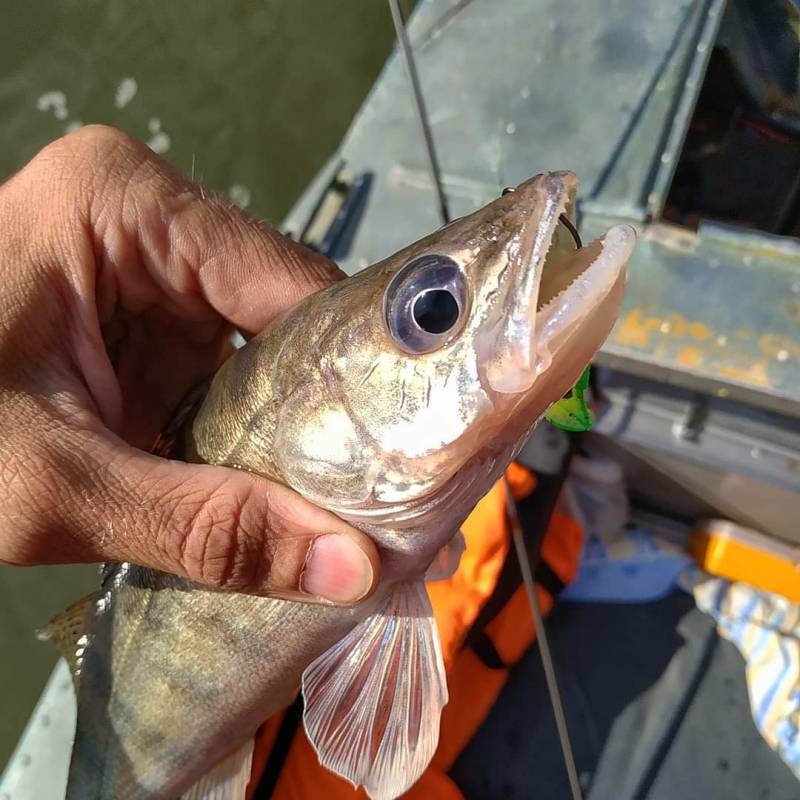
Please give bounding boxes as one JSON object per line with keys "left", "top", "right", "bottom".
{"left": 191, "top": 172, "right": 635, "bottom": 567}
{"left": 312, "top": 172, "right": 633, "bottom": 506}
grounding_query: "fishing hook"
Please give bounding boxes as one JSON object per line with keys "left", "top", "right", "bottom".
{"left": 502, "top": 187, "right": 583, "bottom": 249}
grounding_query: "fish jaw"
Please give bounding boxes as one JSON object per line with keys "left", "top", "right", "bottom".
{"left": 481, "top": 176, "right": 635, "bottom": 395}
{"left": 480, "top": 171, "right": 577, "bottom": 394}
{"left": 533, "top": 224, "right": 635, "bottom": 377}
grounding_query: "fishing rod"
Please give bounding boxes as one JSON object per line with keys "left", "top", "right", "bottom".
{"left": 388, "top": 3, "right": 584, "bottom": 798}
{"left": 503, "top": 476, "right": 585, "bottom": 800}
{"left": 388, "top": 0, "right": 451, "bottom": 226}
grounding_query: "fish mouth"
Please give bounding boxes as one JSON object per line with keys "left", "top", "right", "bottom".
{"left": 484, "top": 173, "right": 635, "bottom": 394}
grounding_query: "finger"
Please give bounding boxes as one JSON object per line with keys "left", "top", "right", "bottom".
{"left": 3, "top": 124, "right": 345, "bottom": 433}
{"left": 10, "top": 124, "right": 344, "bottom": 336}
{"left": 2, "top": 426, "right": 379, "bottom": 605}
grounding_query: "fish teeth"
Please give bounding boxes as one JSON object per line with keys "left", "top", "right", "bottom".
{"left": 536, "top": 225, "right": 635, "bottom": 320}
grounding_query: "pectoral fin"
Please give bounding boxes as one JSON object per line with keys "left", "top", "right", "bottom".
{"left": 302, "top": 580, "right": 448, "bottom": 800}
{"left": 425, "top": 530, "right": 466, "bottom": 581}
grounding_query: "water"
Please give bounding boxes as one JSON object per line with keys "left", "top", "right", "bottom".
{"left": 0, "top": 0, "right": 413, "bottom": 769}
{"left": 0, "top": 0, "right": 412, "bottom": 221}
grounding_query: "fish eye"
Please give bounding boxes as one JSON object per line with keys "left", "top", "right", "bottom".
{"left": 413, "top": 289, "right": 460, "bottom": 333}
{"left": 384, "top": 254, "right": 467, "bottom": 354}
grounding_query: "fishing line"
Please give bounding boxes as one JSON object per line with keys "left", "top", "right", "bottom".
{"left": 388, "top": 0, "right": 451, "bottom": 225}
{"left": 504, "top": 477, "right": 585, "bottom": 800}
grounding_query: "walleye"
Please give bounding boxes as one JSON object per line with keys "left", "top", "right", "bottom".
{"left": 49, "top": 171, "right": 634, "bottom": 800}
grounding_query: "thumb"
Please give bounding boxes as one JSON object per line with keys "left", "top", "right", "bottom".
{"left": 5, "top": 425, "right": 379, "bottom": 605}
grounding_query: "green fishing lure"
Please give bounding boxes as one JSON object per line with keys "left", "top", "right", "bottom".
{"left": 544, "top": 365, "right": 594, "bottom": 432}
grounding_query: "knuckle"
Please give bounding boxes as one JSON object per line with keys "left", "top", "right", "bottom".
{"left": 39, "top": 125, "right": 139, "bottom": 169}
{"left": 0, "top": 450, "right": 44, "bottom": 518}
{"left": 297, "top": 250, "right": 346, "bottom": 288}
{"left": 269, "top": 230, "right": 345, "bottom": 290}
{"left": 163, "top": 480, "right": 269, "bottom": 591}
{"left": 24, "top": 125, "right": 149, "bottom": 205}
{"left": 0, "top": 431, "right": 66, "bottom": 563}
{"left": 262, "top": 484, "right": 301, "bottom": 540}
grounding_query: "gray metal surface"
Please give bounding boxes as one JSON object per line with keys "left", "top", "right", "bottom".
{"left": 287, "top": 0, "right": 723, "bottom": 248}
{"left": 0, "top": 661, "right": 73, "bottom": 800}
{"left": 589, "top": 367, "right": 800, "bottom": 543}
{"left": 388, "top": 0, "right": 451, "bottom": 224}
{"left": 594, "top": 434, "right": 800, "bottom": 545}
{"left": 596, "top": 220, "right": 800, "bottom": 417}
{"left": 284, "top": 0, "right": 800, "bottom": 420}
{"left": 594, "top": 370, "right": 800, "bottom": 496}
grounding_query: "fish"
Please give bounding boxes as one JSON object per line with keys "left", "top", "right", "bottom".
{"left": 47, "top": 171, "right": 635, "bottom": 800}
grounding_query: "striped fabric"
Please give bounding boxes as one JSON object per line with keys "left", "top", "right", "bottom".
{"left": 694, "top": 577, "right": 800, "bottom": 780}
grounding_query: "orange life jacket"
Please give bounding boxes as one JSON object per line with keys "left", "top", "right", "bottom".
{"left": 246, "top": 463, "right": 583, "bottom": 799}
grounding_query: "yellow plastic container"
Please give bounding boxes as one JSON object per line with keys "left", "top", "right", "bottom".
{"left": 690, "top": 519, "right": 800, "bottom": 602}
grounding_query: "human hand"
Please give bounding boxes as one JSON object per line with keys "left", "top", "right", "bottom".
{"left": 0, "top": 125, "right": 379, "bottom": 604}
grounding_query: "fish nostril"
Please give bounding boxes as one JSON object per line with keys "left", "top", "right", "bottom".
{"left": 502, "top": 186, "right": 515, "bottom": 196}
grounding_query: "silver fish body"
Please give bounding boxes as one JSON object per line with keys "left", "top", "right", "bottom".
{"left": 63, "top": 172, "right": 635, "bottom": 799}
{"left": 68, "top": 567, "right": 371, "bottom": 798}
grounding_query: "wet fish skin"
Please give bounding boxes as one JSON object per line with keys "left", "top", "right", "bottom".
{"left": 67, "top": 566, "right": 370, "bottom": 798}
{"left": 65, "top": 172, "right": 634, "bottom": 799}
